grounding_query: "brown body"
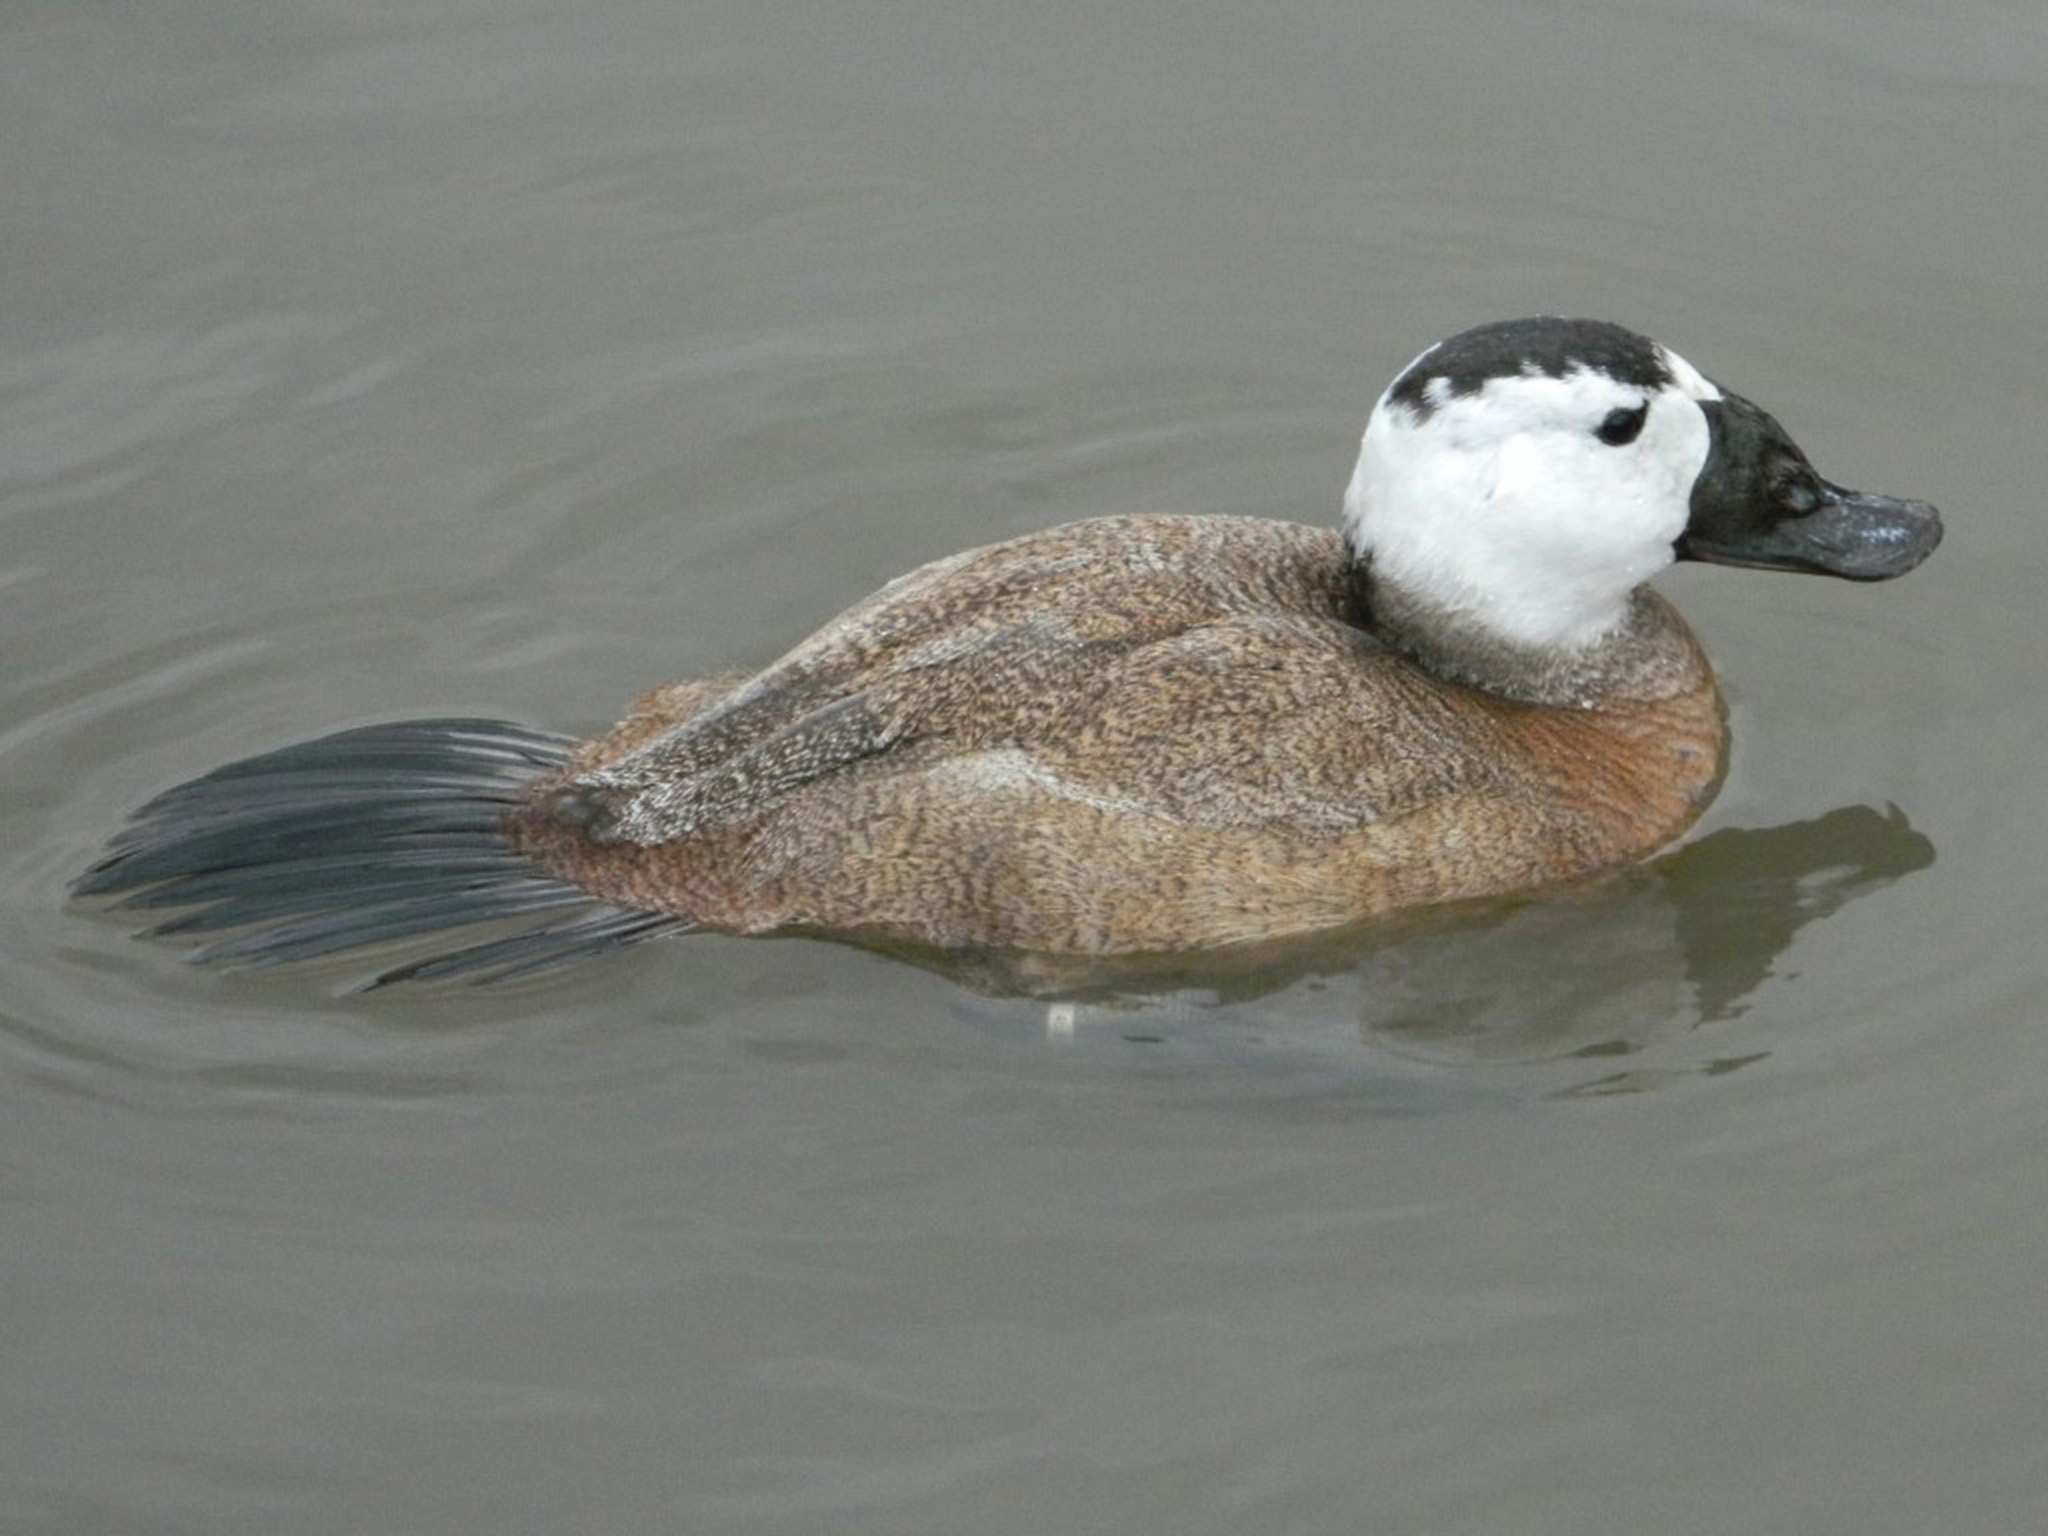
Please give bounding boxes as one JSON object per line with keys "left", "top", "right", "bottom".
{"left": 507, "top": 515, "right": 1726, "bottom": 955}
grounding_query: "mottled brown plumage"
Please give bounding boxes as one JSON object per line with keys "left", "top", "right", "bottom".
{"left": 507, "top": 515, "right": 1726, "bottom": 955}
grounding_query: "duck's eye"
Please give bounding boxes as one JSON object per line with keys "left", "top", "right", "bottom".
{"left": 1596, "top": 401, "right": 1649, "bottom": 447}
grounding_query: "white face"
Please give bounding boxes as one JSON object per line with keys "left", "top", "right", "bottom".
{"left": 1343, "top": 344, "right": 1723, "bottom": 654}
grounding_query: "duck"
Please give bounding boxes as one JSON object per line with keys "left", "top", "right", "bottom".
{"left": 76, "top": 317, "right": 1942, "bottom": 987}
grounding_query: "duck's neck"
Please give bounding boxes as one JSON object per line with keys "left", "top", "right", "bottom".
{"left": 1343, "top": 554, "right": 1706, "bottom": 710}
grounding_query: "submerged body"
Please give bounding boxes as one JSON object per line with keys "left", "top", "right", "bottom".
{"left": 513, "top": 514, "right": 1724, "bottom": 954}
{"left": 76, "top": 318, "right": 1940, "bottom": 986}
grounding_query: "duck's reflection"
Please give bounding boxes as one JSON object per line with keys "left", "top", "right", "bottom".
{"left": 1345, "top": 803, "right": 1933, "bottom": 1068}
{"left": 943, "top": 804, "right": 1934, "bottom": 1073}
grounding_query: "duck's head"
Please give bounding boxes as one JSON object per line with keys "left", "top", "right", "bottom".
{"left": 1342, "top": 317, "right": 1941, "bottom": 670}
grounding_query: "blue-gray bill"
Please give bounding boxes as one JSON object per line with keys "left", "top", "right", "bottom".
{"left": 1681, "top": 483, "right": 1943, "bottom": 581}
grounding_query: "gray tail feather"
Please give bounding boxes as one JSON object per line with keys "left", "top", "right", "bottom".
{"left": 74, "top": 719, "right": 690, "bottom": 987}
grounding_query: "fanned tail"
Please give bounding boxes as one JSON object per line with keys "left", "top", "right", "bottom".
{"left": 74, "top": 719, "right": 689, "bottom": 987}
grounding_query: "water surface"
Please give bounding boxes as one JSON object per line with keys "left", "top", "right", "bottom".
{"left": 6, "top": 3, "right": 2044, "bottom": 1533}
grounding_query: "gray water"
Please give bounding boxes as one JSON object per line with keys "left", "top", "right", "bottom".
{"left": 6, "top": 3, "right": 2044, "bottom": 1532}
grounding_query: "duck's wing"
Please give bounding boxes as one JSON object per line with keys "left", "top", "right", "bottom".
{"left": 1025, "top": 609, "right": 1514, "bottom": 833}
{"left": 545, "top": 515, "right": 1350, "bottom": 846}
{"left": 714, "top": 609, "right": 1532, "bottom": 954}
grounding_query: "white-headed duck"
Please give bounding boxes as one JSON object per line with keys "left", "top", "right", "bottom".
{"left": 78, "top": 318, "right": 1941, "bottom": 985}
